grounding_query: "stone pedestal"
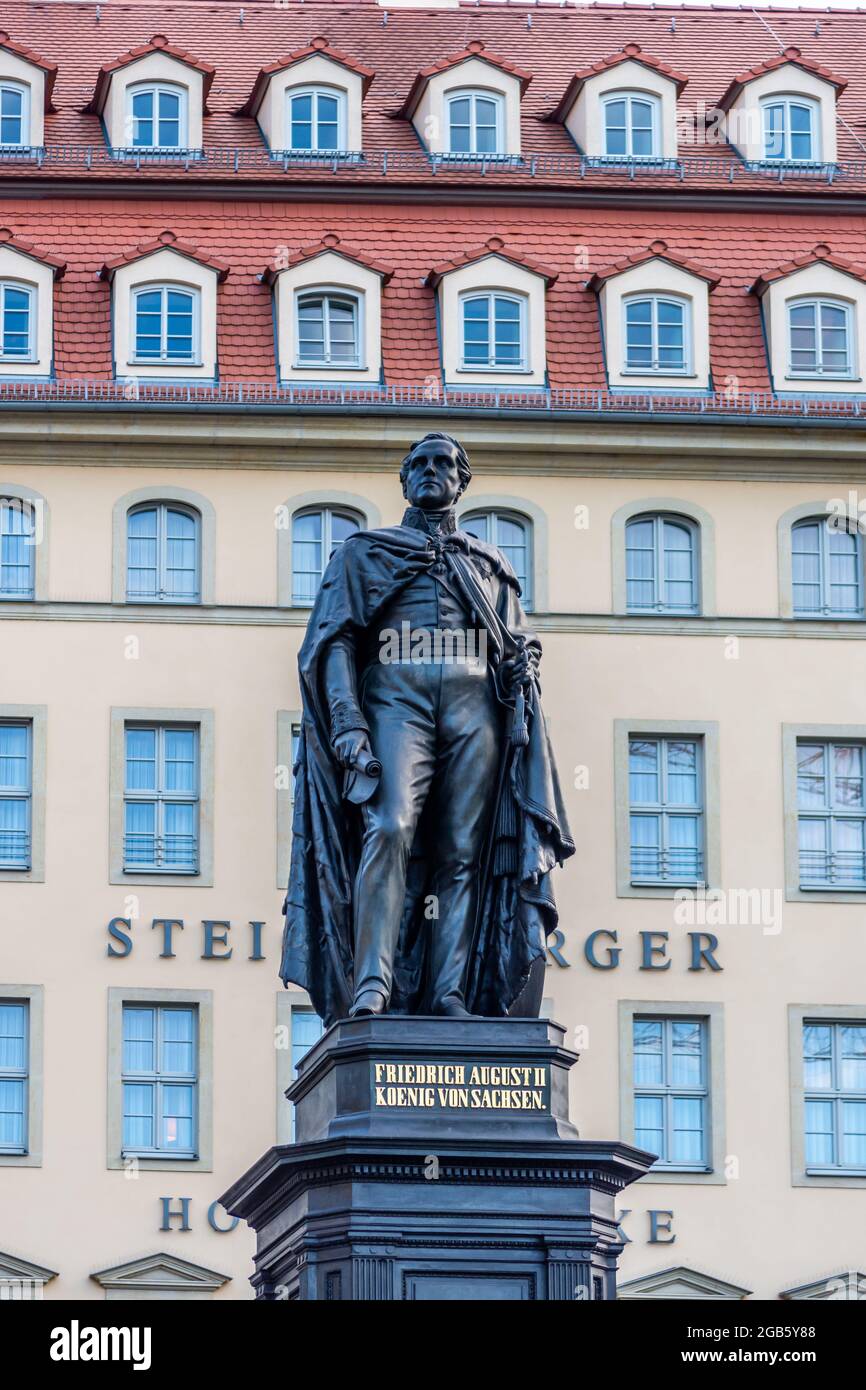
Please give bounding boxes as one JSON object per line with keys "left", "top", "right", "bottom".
{"left": 221, "top": 1016, "right": 654, "bottom": 1301}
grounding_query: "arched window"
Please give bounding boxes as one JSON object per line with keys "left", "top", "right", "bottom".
{"left": 132, "top": 285, "right": 199, "bottom": 364}
{"left": 787, "top": 298, "right": 853, "bottom": 378}
{"left": 462, "top": 509, "right": 532, "bottom": 609}
{"left": 626, "top": 513, "right": 700, "bottom": 614}
{"left": 603, "top": 92, "right": 660, "bottom": 159}
{"left": 792, "top": 516, "right": 863, "bottom": 619}
{"left": 128, "top": 83, "right": 188, "bottom": 150}
{"left": 287, "top": 87, "right": 345, "bottom": 152}
{"left": 0, "top": 82, "right": 29, "bottom": 147}
{"left": 292, "top": 506, "right": 362, "bottom": 605}
{"left": 0, "top": 283, "right": 34, "bottom": 361}
{"left": 296, "top": 291, "right": 361, "bottom": 368}
{"left": 460, "top": 292, "right": 526, "bottom": 371}
{"left": 447, "top": 90, "right": 503, "bottom": 155}
{"left": 624, "top": 295, "right": 690, "bottom": 374}
{"left": 0, "top": 497, "right": 35, "bottom": 599}
{"left": 762, "top": 97, "right": 817, "bottom": 162}
{"left": 127, "top": 503, "right": 200, "bottom": 603}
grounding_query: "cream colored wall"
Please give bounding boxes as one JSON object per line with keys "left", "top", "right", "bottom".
{"left": 726, "top": 65, "right": 837, "bottom": 164}
{"left": 438, "top": 254, "right": 547, "bottom": 386}
{"left": 0, "top": 51, "right": 44, "bottom": 146}
{"left": 257, "top": 55, "right": 362, "bottom": 152}
{"left": 600, "top": 257, "right": 711, "bottom": 390}
{"left": 412, "top": 58, "right": 521, "bottom": 155}
{"left": 566, "top": 61, "right": 678, "bottom": 159}
{"left": 762, "top": 262, "right": 866, "bottom": 394}
{"left": 0, "top": 448, "right": 864, "bottom": 1299}
{"left": 274, "top": 251, "right": 383, "bottom": 382}
{"left": 103, "top": 53, "right": 204, "bottom": 150}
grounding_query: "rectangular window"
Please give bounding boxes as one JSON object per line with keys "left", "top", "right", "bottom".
{"left": 633, "top": 1016, "right": 708, "bottom": 1170}
{"left": 123, "top": 724, "right": 199, "bottom": 874}
{"left": 628, "top": 735, "right": 704, "bottom": 885}
{"left": 803, "top": 1020, "right": 866, "bottom": 1173}
{"left": 0, "top": 722, "right": 31, "bottom": 870}
{"left": 0, "top": 1000, "right": 28, "bottom": 1154}
{"left": 796, "top": 740, "right": 866, "bottom": 890}
{"left": 0, "top": 283, "right": 33, "bottom": 359}
{"left": 121, "top": 1004, "right": 197, "bottom": 1158}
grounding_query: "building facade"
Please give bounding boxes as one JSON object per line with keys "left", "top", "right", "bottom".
{"left": 0, "top": 0, "right": 865, "bottom": 1301}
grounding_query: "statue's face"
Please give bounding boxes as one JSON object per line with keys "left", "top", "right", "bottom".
{"left": 403, "top": 438, "right": 464, "bottom": 511}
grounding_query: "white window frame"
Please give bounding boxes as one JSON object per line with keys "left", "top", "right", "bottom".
{"left": 120, "top": 1002, "right": 198, "bottom": 1160}
{"left": 0, "top": 281, "right": 35, "bottom": 362}
{"left": 802, "top": 1017, "right": 866, "bottom": 1176}
{"left": 286, "top": 84, "right": 347, "bottom": 153}
{"left": 791, "top": 516, "right": 864, "bottom": 620}
{"left": 126, "top": 81, "right": 189, "bottom": 151}
{"left": 293, "top": 287, "right": 363, "bottom": 370}
{"left": 632, "top": 1015, "right": 710, "bottom": 1172}
{"left": 0, "top": 496, "right": 36, "bottom": 599}
{"left": 461, "top": 507, "right": 533, "bottom": 610}
{"left": 622, "top": 293, "right": 692, "bottom": 376}
{"left": 0, "top": 997, "right": 28, "bottom": 1154}
{"left": 795, "top": 738, "right": 866, "bottom": 891}
{"left": 761, "top": 95, "right": 819, "bottom": 163}
{"left": 0, "top": 719, "right": 32, "bottom": 872}
{"left": 786, "top": 297, "right": 855, "bottom": 379}
{"left": 130, "top": 283, "right": 201, "bottom": 367}
{"left": 446, "top": 88, "right": 505, "bottom": 156}
{"left": 628, "top": 734, "right": 706, "bottom": 887}
{"left": 291, "top": 505, "right": 363, "bottom": 607}
{"left": 625, "top": 512, "right": 700, "bottom": 615}
{"left": 601, "top": 90, "right": 661, "bottom": 159}
{"left": 0, "top": 81, "right": 31, "bottom": 149}
{"left": 459, "top": 290, "right": 528, "bottom": 372}
{"left": 126, "top": 500, "right": 201, "bottom": 605}
{"left": 122, "top": 722, "right": 200, "bottom": 876}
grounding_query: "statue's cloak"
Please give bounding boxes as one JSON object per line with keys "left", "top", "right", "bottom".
{"left": 279, "top": 521, "right": 575, "bottom": 1025}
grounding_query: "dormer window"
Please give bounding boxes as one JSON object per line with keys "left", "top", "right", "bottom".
{"left": 788, "top": 299, "right": 852, "bottom": 378}
{"left": 129, "top": 82, "right": 187, "bottom": 150}
{"left": 0, "top": 281, "right": 33, "bottom": 359}
{"left": 624, "top": 295, "right": 689, "bottom": 374}
{"left": 133, "top": 285, "right": 199, "bottom": 364}
{"left": 762, "top": 97, "right": 817, "bottom": 162}
{"left": 296, "top": 290, "right": 360, "bottom": 367}
{"left": 461, "top": 292, "right": 525, "bottom": 370}
{"left": 447, "top": 90, "right": 503, "bottom": 155}
{"left": 603, "top": 92, "right": 659, "bottom": 159}
{"left": 0, "top": 82, "right": 27, "bottom": 147}
{"left": 287, "top": 86, "right": 344, "bottom": 152}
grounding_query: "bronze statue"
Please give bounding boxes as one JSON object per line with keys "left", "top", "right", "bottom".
{"left": 280, "top": 433, "right": 574, "bottom": 1023}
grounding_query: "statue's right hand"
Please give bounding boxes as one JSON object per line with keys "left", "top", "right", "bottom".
{"left": 333, "top": 729, "right": 372, "bottom": 769}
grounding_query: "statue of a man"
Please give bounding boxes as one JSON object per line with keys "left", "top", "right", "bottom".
{"left": 280, "top": 432, "right": 574, "bottom": 1024}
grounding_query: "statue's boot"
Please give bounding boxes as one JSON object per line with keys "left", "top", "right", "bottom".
{"left": 349, "top": 987, "right": 388, "bottom": 1018}
{"left": 432, "top": 996, "right": 475, "bottom": 1019}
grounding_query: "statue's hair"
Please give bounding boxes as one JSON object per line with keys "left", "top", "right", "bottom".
{"left": 399, "top": 432, "right": 472, "bottom": 496}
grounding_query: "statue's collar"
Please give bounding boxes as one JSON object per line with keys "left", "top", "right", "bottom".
{"left": 401, "top": 506, "right": 457, "bottom": 536}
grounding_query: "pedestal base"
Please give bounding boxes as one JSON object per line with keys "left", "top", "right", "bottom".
{"left": 221, "top": 1017, "right": 654, "bottom": 1301}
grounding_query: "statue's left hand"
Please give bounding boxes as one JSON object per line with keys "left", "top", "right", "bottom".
{"left": 500, "top": 645, "right": 538, "bottom": 694}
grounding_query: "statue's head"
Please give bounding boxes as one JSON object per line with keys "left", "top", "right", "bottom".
{"left": 399, "top": 432, "right": 472, "bottom": 511}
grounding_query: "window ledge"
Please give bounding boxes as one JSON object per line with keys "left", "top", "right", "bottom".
{"left": 806, "top": 1167, "right": 866, "bottom": 1178}
{"left": 457, "top": 365, "right": 532, "bottom": 375}
{"left": 799, "top": 883, "right": 866, "bottom": 893}
{"left": 785, "top": 375, "right": 861, "bottom": 384}
{"left": 128, "top": 359, "right": 204, "bottom": 369}
{"left": 292, "top": 361, "right": 366, "bottom": 372}
{"left": 621, "top": 370, "right": 696, "bottom": 380}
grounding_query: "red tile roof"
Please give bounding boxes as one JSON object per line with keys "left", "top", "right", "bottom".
{"left": 0, "top": 225, "right": 65, "bottom": 277}
{"left": 84, "top": 34, "right": 216, "bottom": 116}
{"left": 261, "top": 232, "right": 394, "bottom": 285}
{"left": 549, "top": 43, "right": 689, "bottom": 122}
{"left": 718, "top": 45, "right": 848, "bottom": 113}
{"left": 425, "top": 236, "right": 558, "bottom": 288}
{"left": 97, "top": 229, "right": 229, "bottom": 281}
{"left": 237, "top": 36, "right": 376, "bottom": 118}
{"left": 586, "top": 239, "right": 721, "bottom": 292}
{"left": 398, "top": 40, "right": 533, "bottom": 120}
{"left": 750, "top": 242, "right": 866, "bottom": 295}
{"left": 0, "top": 29, "right": 57, "bottom": 110}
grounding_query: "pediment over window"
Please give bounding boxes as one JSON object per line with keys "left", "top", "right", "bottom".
{"left": 398, "top": 40, "right": 530, "bottom": 157}
{"left": 83, "top": 34, "right": 214, "bottom": 153}
{"left": 549, "top": 43, "right": 687, "bottom": 162}
{"left": 718, "top": 46, "right": 846, "bottom": 166}
{"left": 91, "top": 1252, "right": 229, "bottom": 1300}
{"left": 618, "top": 1265, "right": 752, "bottom": 1300}
{"left": 780, "top": 1270, "right": 866, "bottom": 1300}
{"left": 0, "top": 1248, "right": 57, "bottom": 1287}
{"left": 0, "top": 30, "right": 57, "bottom": 148}
{"left": 750, "top": 243, "right": 866, "bottom": 394}
{"left": 238, "top": 36, "right": 373, "bottom": 154}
